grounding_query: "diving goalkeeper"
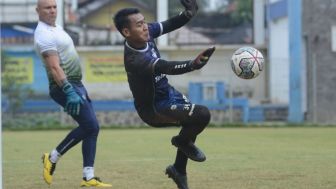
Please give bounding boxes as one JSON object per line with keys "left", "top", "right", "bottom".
{"left": 113, "top": 0, "right": 215, "bottom": 188}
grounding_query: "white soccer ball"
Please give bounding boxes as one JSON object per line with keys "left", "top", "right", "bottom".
{"left": 230, "top": 46, "right": 264, "bottom": 79}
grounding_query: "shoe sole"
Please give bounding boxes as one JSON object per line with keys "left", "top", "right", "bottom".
{"left": 165, "top": 167, "right": 188, "bottom": 189}
{"left": 41, "top": 154, "right": 52, "bottom": 185}
{"left": 165, "top": 167, "right": 175, "bottom": 180}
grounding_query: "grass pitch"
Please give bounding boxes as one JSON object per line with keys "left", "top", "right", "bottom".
{"left": 3, "top": 127, "right": 336, "bottom": 189}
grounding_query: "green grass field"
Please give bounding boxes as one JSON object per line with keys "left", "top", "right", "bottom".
{"left": 3, "top": 127, "right": 336, "bottom": 189}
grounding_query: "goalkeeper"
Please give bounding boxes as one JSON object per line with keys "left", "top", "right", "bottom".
{"left": 34, "top": 0, "right": 111, "bottom": 187}
{"left": 113, "top": 0, "right": 215, "bottom": 188}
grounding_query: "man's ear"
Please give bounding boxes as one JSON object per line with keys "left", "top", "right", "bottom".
{"left": 122, "top": 28, "right": 130, "bottom": 37}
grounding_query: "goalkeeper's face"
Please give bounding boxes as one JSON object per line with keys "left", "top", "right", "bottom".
{"left": 36, "top": 0, "right": 57, "bottom": 26}
{"left": 123, "top": 13, "right": 149, "bottom": 46}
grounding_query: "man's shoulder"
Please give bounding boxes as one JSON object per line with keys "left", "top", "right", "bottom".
{"left": 34, "top": 23, "right": 53, "bottom": 40}
{"left": 34, "top": 22, "right": 63, "bottom": 37}
{"left": 35, "top": 22, "right": 49, "bottom": 32}
{"left": 124, "top": 47, "right": 155, "bottom": 75}
{"left": 124, "top": 47, "right": 143, "bottom": 67}
{"left": 124, "top": 43, "right": 148, "bottom": 61}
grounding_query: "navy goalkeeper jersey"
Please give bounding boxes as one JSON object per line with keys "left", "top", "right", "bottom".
{"left": 124, "top": 22, "right": 175, "bottom": 117}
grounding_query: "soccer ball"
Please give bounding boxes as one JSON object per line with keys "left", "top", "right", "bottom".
{"left": 230, "top": 46, "right": 264, "bottom": 79}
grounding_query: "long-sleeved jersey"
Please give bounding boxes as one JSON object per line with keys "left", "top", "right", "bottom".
{"left": 123, "top": 13, "right": 193, "bottom": 125}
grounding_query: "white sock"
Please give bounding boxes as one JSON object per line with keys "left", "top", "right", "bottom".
{"left": 83, "top": 167, "right": 94, "bottom": 180}
{"left": 49, "top": 149, "right": 61, "bottom": 163}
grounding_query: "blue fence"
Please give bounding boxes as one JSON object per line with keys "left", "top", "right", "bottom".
{"left": 5, "top": 99, "right": 136, "bottom": 113}
{"left": 2, "top": 82, "right": 288, "bottom": 122}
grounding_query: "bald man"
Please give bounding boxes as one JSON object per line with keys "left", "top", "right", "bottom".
{"left": 34, "top": 0, "right": 111, "bottom": 187}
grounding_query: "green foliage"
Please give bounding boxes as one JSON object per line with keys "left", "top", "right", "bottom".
{"left": 168, "top": 0, "right": 208, "bottom": 17}
{"left": 169, "top": 0, "right": 253, "bottom": 29}
{"left": 230, "top": 0, "right": 253, "bottom": 24}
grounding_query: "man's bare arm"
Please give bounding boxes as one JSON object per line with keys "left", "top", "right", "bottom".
{"left": 42, "top": 50, "right": 67, "bottom": 86}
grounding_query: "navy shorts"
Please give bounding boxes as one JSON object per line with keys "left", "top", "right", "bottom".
{"left": 138, "top": 87, "right": 195, "bottom": 127}
{"left": 49, "top": 82, "right": 99, "bottom": 128}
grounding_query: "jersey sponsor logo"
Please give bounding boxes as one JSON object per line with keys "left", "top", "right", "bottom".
{"left": 155, "top": 73, "right": 166, "bottom": 83}
{"left": 174, "top": 64, "right": 187, "bottom": 69}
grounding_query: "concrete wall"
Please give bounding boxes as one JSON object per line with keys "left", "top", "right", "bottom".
{"left": 267, "top": 0, "right": 290, "bottom": 104}
{"left": 303, "top": 0, "right": 336, "bottom": 124}
{"left": 268, "top": 17, "right": 289, "bottom": 104}
{"left": 1, "top": 109, "right": 249, "bottom": 127}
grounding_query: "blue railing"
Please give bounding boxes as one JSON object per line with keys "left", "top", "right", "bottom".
{"left": 2, "top": 82, "right": 288, "bottom": 122}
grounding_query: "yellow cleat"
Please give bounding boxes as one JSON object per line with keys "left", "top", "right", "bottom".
{"left": 80, "top": 177, "right": 112, "bottom": 187}
{"left": 41, "top": 153, "right": 56, "bottom": 185}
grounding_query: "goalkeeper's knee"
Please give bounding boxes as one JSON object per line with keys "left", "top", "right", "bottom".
{"left": 187, "top": 105, "right": 211, "bottom": 129}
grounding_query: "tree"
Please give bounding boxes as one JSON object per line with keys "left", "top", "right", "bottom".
{"left": 230, "top": 0, "right": 253, "bottom": 24}
{"left": 168, "top": 0, "right": 208, "bottom": 17}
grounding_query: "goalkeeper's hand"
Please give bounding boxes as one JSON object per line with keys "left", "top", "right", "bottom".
{"left": 190, "top": 47, "right": 216, "bottom": 70}
{"left": 62, "top": 80, "right": 83, "bottom": 116}
{"left": 180, "top": 0, "right": 198, "bottom": 18}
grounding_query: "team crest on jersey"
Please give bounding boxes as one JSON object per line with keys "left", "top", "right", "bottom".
{"left": 151, "top": 48, "right": 158, "bottom": 58}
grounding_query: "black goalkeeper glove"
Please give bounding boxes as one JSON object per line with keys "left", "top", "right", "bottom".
{"left": 180, "top": 0, "right": 198, "bottom": 18}
{"left": 189, "top": 46, "right": 216, "bottom": 70}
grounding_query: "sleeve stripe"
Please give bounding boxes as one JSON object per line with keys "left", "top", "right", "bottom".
{"left": 153, "top": 58, "right": 160, "bottom": 65}
{"left": 152, "top": 58, "right": 160, "bottom": 73}
{"left": 159, "top": 22, "right": 163, "bottom": 36}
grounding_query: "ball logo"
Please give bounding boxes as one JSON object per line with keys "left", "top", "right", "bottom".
{"left": 231, "top": 46, "right": 264, "bottom": 79}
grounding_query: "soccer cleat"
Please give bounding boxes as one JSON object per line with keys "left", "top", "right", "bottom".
{"left": 42, "top": 153, "right": 56, "bottom": 185}
{"left": 80, "top": 177, "right": 112, "bottom": 187}
{"left": 165, "top": 165, "right": 189, "bottom": 189}
{"left": 171, "top": 136, "right": 206, "bottom": 162}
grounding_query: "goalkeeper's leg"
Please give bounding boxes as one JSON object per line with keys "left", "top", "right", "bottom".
{"left": 172, "top": 105, "right": 210, "bottom": 171}
{"left": 161, "top": 104, "right": 210, "bottom": 189}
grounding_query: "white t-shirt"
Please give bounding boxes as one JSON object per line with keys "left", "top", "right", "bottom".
{"left": 34, "top": 21, "right": 82, "bottom": 87}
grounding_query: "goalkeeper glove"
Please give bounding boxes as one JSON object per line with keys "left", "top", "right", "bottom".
{"left": 189, "top": 46, "right": 216, "bottom": 70}
{"left": 180, "top": 0, "right": 198, "bottom": 18}
{"left": 62, "top": 80, "right": 83, "bottom": 116}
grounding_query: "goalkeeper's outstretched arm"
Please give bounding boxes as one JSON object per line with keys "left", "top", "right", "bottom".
{"left": 153, "top": 47, "right": 216, "bottom": 75}
{"left": 160, "top": 0, "right": 198, "bottom": 35}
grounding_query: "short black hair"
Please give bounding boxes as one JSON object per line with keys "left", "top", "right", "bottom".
{"left": 113, "top": 8, "right": 140, "bottom": 35}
